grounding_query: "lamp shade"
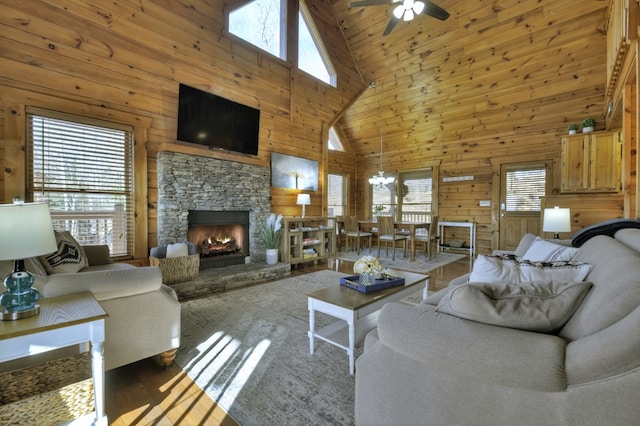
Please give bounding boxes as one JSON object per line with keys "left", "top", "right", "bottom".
{"left": 296, "top": 194, "right": 311, "bottom": 206}
{"left": 0, "top": 202, "right": 57, "bottom": 260}
{"left": 543, "top": 207, "right": 572, "bottom": 233}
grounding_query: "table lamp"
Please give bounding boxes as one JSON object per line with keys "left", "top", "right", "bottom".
{"left": 0, "top": 198, "right": 57, "bottom": 320}
{"left": 297, "top": 194, "right": 310, "bottom": 218}
{"left": 543, "top": 206, "right": 571, "bottom": 239}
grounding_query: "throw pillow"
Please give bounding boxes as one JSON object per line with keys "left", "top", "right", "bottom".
{"left": 166, "top": 242, "right": 189, "bottom": 258}
{"left": 522, "top": 237, "right": 578, "bottom": 262}
{"left": 469, "top": 254, "right": 592, "bottom": 284}
{"left": 39, "top": 230, "right": 88, "bottom": 274}
{"left": 436, "top": 280, "right": 593, "bottom": 333}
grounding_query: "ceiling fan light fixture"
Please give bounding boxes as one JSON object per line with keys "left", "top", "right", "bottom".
{"left": 369, "top": 171, "right": 395, "bottom": 187}
{"left": 413, "top": 1, "right": 425, "bottom": 14}
{"left": 403, "top": 9, "right": 414, "bottom": 21}
{"left": 393, "top": 5, "right": 404, "bottom": 19}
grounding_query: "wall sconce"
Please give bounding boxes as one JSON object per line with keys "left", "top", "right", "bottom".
{"left": 297, "top": 194, "right": 310, "bottom": 218}
{"left": 543, "top": 206, "right": 571, "bottom": 239}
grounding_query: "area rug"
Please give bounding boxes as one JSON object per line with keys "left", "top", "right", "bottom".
{"left": 335, "top": 249, "right": 465, "bottom": 274}
{"left": 176, "top": 269, "right": 424, "bottom": 425}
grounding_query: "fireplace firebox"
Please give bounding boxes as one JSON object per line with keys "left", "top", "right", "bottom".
{"left": 187, "top": 210, "right": 250, "bottom": 270}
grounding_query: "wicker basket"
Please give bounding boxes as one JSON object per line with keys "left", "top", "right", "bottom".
{"left": 150, "top": 254, "right": 200, "bottom": 284}
{"left": 0, "top": 353, "right": 94, "bottom": 425}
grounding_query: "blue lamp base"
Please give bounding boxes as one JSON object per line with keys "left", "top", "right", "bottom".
{"left": 0, "top": 259, "right": 41, "bottom": 321}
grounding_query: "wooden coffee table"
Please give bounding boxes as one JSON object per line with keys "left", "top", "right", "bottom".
{"left": 307, "top": 269, "right": 429, "bottom": 375}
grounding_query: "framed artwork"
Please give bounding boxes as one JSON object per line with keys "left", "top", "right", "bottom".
{"left": 270, "top": 152, "right": 319, "bottom": 190}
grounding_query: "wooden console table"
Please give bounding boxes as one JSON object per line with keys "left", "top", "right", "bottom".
{"left": 0, "top": 292, "right": 109, "bottom": 425}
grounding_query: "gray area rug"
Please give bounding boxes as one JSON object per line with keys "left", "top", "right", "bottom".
{"left": 176, "top": 263, "right": 457, "bottom": 425}
{"left": 335, "top": 249, "right": 465, "bottom": 274}
{"left": 177, "top": 270, "right": 360, "bottom": 425}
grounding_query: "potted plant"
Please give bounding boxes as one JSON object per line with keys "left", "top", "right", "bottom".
{"left": 582, "top": 117, "right": 596, "bottom": 133}
{"left": 259, "top": 212, "right": 283, "bottom": 265}
{"left": 567, "top": 124, "right": 579, "bottom": 135}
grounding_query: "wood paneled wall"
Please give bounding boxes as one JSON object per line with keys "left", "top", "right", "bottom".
{"left": 0, "top": 0, "right": 363, "bottom": 253}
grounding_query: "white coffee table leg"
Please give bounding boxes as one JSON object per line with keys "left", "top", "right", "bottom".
{"left": 348, "top": 312, "right": 356, "bottom": 375}
{"left": 308, "top": 299, "right": 315, "bottom": 354}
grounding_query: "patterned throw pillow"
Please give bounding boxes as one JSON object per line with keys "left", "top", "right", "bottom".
{"left": 469, "top": 254, "right": 592, "bottom": 284}
{"left": 39, "top": 230, "right": 88, "bottom": 274}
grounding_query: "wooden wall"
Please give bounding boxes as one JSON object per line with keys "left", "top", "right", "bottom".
{"left": 0, "top": 0, "right": 363, "bottom": 254}
{"left": 1, "top": 0, "right": 637, "bottom": 259}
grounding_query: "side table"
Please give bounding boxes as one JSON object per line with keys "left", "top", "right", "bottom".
{"left": 0, "top": 292, "right": 109, "bottom": 425}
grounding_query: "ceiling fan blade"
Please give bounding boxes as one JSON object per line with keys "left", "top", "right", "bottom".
{"left": 382, "top": 15, "right": 401, "bottom": 35}
{"left": 422, "top": 0, "right": 450, "bottom": 21}
{"left": 349, "top": 0, "right": 395, "bottom": 8}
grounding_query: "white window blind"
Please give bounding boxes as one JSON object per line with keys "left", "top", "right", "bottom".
{"left": 26, "top": 107, "right": 134, "bottom": 258}
{"left": 505, "top": 166, "right": 546, "bottom": 212}
{"left": 328, "top": 173, "right": 346, "bottom": 217}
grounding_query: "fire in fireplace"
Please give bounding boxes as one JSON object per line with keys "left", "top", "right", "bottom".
{"left": 188, "top": 210, "right": 250, "bottom": 270}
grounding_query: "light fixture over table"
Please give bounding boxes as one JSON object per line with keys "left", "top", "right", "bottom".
{"left": 0, "top": 198, "right": 58, "bottom": 320}
{"left": 368, "top": 80, "right": 395, "bottom": 189}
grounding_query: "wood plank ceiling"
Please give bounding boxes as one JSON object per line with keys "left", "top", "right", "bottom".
{"left": 330, "top": 0, "right": 609, "bottom": 160}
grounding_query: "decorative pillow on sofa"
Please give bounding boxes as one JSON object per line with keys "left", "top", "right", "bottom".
{"left": 436, "top": 280, "right": 593, "bottom": 333}
{"left": 522, "top": 237, "right": 578, "bottom": 262}
{"left": 39, "top": 230, "right": 88, "bottom": 274}
{"left": 469, "top": 254, "right": 592, "bottom": 284}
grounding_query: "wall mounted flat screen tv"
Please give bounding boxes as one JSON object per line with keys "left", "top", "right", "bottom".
{"left": 177, "top": 83, "right": 260, "bottom": 155}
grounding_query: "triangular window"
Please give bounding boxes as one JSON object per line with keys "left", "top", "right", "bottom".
{"left": 298, "top": 2, "right": 336, "bottom": 86}
{"left": 229, "top": 0, "right": 287, "bottom": 60}
{"left": 328, "top": 126, "right": 344, "bottom": 151}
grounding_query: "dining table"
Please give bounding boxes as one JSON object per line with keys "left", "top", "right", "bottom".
{"left": 337, "top": 218, "right": 430, "bottom": 262}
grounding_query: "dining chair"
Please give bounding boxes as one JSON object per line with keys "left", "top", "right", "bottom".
{"left": 345, "top": 215, "right": 372, "bottom": 254}
{"left": 414, "top": 216, "right": 440, "bottom": 260}
{"left": 377, "top": 216, "right": 409, "bottom": 261}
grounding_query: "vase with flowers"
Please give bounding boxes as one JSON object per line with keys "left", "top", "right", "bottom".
{"left": 259, "top": 212, "right": 283, "bottom": 265}
{"left": 353, "top": 255, "right": 384, "bottom": 285}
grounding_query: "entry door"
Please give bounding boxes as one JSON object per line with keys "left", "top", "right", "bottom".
{"left": 499, "top": 162, "right": 551, "bottom": 251}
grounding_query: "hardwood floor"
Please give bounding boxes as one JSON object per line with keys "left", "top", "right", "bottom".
{"left": 105, "top": 256, "right": 472, "bottom": 425}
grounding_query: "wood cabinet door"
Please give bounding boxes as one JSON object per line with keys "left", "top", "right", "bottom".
{"left": 590, "top": 131, "right": 622, "bottom": 191}
{"left": 561, "top": 135, "right": 589, "bottom": 192}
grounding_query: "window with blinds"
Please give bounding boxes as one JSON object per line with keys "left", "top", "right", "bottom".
{"left": 327, "top": 173, "right": 346, "bottom": 217}
{"left": 505, "top": 166, "right": 546, "bottom": 212}
{"left": 26, "top": 107, "right": 134, "bottom": 258}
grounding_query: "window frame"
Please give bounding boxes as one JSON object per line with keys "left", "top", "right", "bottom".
{"left": 26, "top": 107, "right": 136, "bottom": 259}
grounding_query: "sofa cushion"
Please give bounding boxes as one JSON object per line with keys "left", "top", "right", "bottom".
{"left": 436, "top": 280, "right": 592, "bottom": 333}
{"left": 614, "top": 228, "right": 640, "bottom": 253}
{"left": 560, "top": 235, "right": 640, "bottom": 340}
{"left": 522, "top": 237, "right": 578, "bottom": 262}
{"left": 38, "top": 231, "right": 88, "bottom": 274}
{"left": 469, "top": 254, "right": 592, "bottom": 284}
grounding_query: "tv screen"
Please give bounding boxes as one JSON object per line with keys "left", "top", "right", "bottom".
{"left": 177, "top": 83, "right": 260, "bottom": 155}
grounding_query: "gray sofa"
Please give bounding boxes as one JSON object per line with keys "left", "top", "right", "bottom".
{"left": 355, "top": 228, "right": 640, "bottom": 425}
{"left": 1, "top": 244, "right": 181, "bottom": 371}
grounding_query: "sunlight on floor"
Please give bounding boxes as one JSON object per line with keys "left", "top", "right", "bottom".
{"left": 184, "top": 331, "right": 271, "bottom": 410}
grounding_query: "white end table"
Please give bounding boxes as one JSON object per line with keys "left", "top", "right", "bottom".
{"left": 0, "top": 292, "right": 109, "bottom": 426}
{"left": 307, "top": 270, "right": 429, "bottom": 375}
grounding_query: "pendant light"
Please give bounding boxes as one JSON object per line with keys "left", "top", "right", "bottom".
{"left": 368, "top": 80, "right": 395, "bottom": 189}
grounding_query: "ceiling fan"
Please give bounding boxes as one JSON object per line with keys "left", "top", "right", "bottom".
{"left": 348, "top": 0, "right": 450, "bottom": 35}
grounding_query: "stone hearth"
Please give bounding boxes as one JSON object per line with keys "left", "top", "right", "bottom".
{"left": 156, "top": 151, "right": 272, "bottom": 263}
{"left": 171, "top": 262, "right": 291, "bottom": 300}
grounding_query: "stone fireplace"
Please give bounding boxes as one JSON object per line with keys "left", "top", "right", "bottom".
{"left": 188, "top": 210, "right": 249, "bottom": 269}
{"left": 156, "top": 151, "right": 271, "bottom": 265}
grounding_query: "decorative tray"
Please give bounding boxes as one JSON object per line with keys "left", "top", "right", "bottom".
{"left": 339, "top": 275, "right": 405, "bottom": 293}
